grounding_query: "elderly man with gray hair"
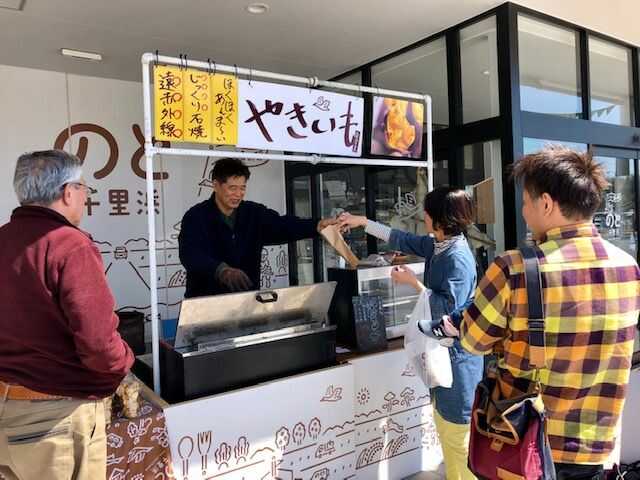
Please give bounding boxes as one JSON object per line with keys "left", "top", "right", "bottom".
{"left": 0, "top": 150, "right": 133, "bottom": 480}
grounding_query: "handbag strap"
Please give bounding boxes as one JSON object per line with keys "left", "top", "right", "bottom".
{"left": 520, "top": 246, "right": 546, "bottom": 369}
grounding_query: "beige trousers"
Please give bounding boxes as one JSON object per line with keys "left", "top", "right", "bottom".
{"left": 0, "top": 395, "right": 105, "bottom": 480}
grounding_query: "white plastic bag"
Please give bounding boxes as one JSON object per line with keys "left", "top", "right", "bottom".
{"left": 404, "top": 288, "right": 453, "bottom": 389}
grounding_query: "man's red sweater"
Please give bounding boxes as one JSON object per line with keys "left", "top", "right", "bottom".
{"left": 0, "top": 206, "right": 134, "bottom": 398}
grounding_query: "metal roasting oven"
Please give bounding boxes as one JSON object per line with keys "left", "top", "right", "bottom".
{"left": 159, "top": 282, "right": 337, "bottom": 402}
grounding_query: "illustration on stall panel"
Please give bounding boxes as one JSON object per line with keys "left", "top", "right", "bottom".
{"left": 352, "top": 351, "right": 443, "bottom": 476}
{"left": 164, "top": 367, "right": 356, "bottom": 480}
{"left": 355, "top": 387, "right": 438, "bottom": 471}
{"left": 172, "top": 412, "right": 355, "bottom": 480}
{"left": 95, "top": 235, "right": 184, "bottom": 321}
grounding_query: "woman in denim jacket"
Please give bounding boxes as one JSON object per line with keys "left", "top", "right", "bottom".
{"left": 339, "top": 187, "right": 483, "bottom": 480}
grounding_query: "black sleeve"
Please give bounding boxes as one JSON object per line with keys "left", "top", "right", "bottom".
{"left": 178, "top": 208, "right": 224, "bottom": 276}
{"left": 258, "top": 205, "right": 319, "bottom": 245}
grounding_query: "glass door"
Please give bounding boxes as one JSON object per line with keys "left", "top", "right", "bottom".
{"left": 291, "top": 176, "right": 315, "bottom": 285}
{"left": 462, "top": 140, "right": 504, "bottom": 272}
{"left": 319, "top": 167, "right": 367, "bottom": 279}
{"left": 591, "top": 147, "right": 639, "bottom": 261}
{"left": 592, "top": 147, "right": 640, "bottom": 359}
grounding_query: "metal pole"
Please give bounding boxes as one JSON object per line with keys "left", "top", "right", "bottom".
{"left": 141, "top": 55, "right": 161, "bottom": 395}
{"left": 147, "top": 53, "right": 426, "bottom": 102}
{"left": 151, "top": 147, "right": 428, "bottom": 168}
{"left": 425, "top": 95, "right": 434, "bottom": 192}
{"left": 143, "top": 52, "right": 433, "bottom": 171}
{"left": 140, "top": 52, "right": 435, "bottom": 398}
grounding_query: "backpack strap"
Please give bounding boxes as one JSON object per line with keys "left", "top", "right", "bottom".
{"left": 520, "top": 246, "right": 546, "bottom": 369}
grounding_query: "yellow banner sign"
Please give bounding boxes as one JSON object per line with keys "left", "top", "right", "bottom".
{"left": 154, "top": 66, "right": 184, "bottom": 141}
{"left": 184, "top": 69, "right": 212, "bottom": 143}
{"left": 211, "top": 74, "right": 238, "bottom": 145}
{"left": 153, "top": 65, "right": 238, "bottom": 146}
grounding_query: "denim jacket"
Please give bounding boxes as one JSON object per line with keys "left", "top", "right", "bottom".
{"left": 389, "top": 230, "right": 484, "bottom": 424}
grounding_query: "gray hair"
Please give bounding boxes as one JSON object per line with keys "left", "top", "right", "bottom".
{"left": 13, "top": 150, "right": 83, "bottom": 206}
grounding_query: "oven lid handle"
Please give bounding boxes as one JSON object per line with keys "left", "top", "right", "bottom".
{"left": 255, "top": 291, "right": 279, "bottom": 303}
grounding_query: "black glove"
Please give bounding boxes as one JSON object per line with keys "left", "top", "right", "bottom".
{"left": 219, "top": 267, "right": 253, "bottom": 292}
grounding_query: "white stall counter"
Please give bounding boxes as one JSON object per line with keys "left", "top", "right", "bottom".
{"left": 163, "top": 345, "right": 443, "bottom": 480}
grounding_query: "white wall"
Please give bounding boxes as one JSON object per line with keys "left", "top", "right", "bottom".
{"left": 0, "top": 64, "right": 289, "bottom": 324}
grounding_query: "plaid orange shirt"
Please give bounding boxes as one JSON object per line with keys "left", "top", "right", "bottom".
{"left": 460, "top": 223, "right": 640, "bottom": 464}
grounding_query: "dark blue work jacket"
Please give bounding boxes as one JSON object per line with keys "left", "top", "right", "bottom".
{"left": 179, "top": 195, "right": 317, "bottom": 298}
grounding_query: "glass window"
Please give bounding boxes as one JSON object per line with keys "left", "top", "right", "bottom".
{"left": 433, "top": 158, "right": 449, "bottom": 188}
{"left": 374, "top": 167, "right": 423, "bottom": 251}
{"left": 518, "top": 14, "right": 581, "bottom": 118}
{"left": 460, "top": 16, "right": 499, "bottom": 123}
{"left": 335, "top": 71, "right": 362, "bottom": 85}
{"left": 371, "top": 37, "right": 449, "bottom": 129}
{"left": 591, "top": 154, "right": 637, "bottom": 259}
{"left": 589, "top": 37, "right": 634, "bottom": 126}
{"left": 591, "top": 153, "right": 640, "bottom": 358}
{"left": 462, "top": 140, "right": 503, "bottom": 268}
{"left": 334, "top": 71, "right": 363, "bottom": 97}
{"left": 291, "top": 176, "right": 315, "bottom": 285}
{"left": 373, "top": 162, "right": 448, "bottom": 252}
{"left": 523, "top": 138, "right": 587, "bottom": 154}
{"left": 521, "top": 139, "right": 589, "bottom": 245}
{"left": 319, "top": 167, "right": 367, "bottom": 278}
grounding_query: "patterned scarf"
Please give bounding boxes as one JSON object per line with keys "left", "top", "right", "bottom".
{"left": 433, "top": 234, "right": 465, "bottom": 256}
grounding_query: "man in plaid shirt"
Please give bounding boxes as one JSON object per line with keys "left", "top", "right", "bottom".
{"left": 456, "top": 146, "right": 640, "bottom": 480}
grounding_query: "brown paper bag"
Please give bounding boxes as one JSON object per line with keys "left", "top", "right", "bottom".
{"left": 473, "top": 177, "right": 495, "bottom": 224}
{"left": 320, "top": 225, "right": 359, "bottom": 268}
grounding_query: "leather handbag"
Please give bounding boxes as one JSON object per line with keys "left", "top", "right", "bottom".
{"left": 467, "top": 246, "right": 556, "bottom": 480}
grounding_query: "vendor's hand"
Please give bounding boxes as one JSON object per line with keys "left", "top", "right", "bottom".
{"left": 391, "top": 265, "right": 422, "bottom": 292}
{"left": 337, "top": 212, "right": 367, "bottom": 233}
{"left": 219, "top": 267, "right": 253, "bottom": 292}
{"left": 317, "top": 217, "right": 339, "bottom": 233}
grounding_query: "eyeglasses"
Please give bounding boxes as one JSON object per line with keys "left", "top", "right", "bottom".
{"left": 62, "top": 182, "right": 95, "bottom": 195}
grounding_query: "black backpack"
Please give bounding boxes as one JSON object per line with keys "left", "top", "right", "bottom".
{"left": 608, "top": 461, "right": 640, "bottom": 480}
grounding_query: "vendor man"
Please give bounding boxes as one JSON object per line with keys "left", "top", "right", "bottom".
{"left": 179, "top": 158, "right": 336, "bottom": 297}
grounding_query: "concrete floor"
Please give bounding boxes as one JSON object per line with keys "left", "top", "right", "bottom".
{"left": 402, "top": 463, "right": 446, "bottom": 480}
{"left": 402, "top": 472, "right": 444, "bottom": 480}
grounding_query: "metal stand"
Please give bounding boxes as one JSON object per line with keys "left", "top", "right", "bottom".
{"left": 140, "top": 52, "right": 433, "bottom": 395}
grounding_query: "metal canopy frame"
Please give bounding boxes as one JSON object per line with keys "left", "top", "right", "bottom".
{"left": 140, "top": 52, "right": 433, "bottom": 394}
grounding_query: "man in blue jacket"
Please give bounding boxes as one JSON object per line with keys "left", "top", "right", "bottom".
{"left": 179, "top": 158, "right": 335, "bottom": 297}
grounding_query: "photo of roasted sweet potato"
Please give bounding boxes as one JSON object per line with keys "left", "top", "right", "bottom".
{"left": 371, "top": 96, "right": 424, "bottom": 158}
